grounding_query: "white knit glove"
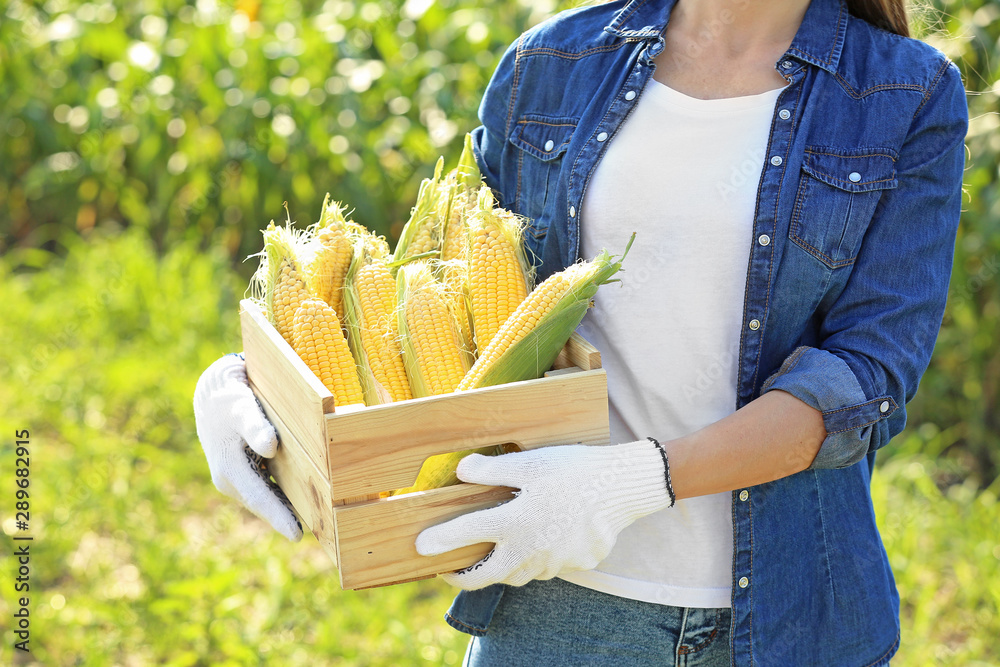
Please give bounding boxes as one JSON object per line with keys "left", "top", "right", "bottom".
{"left": 193, "top": 353, "right": 303, "bottom": 541}
{"left": 415, "top": 439, "right": 674, "bottom": 590}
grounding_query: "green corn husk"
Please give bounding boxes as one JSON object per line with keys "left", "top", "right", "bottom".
{"left": 391, "top": 157, "right": 446, "bottom": 266}
{"left": 456, "top": 132, "right": 481, "bottom": 190}
{"left": 251, "top": 222, "right": 314, "bottom": 341}
{"left": 458, "top": 233, "right": 635, "bottom": 391}
{"left": 437, "top": 134, "right": 481, "bottom": 262}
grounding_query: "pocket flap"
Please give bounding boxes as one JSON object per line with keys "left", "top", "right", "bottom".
{"left": 511, "top": 115, "right": 577, "bottom": 162}
{"left": 802, "top": 147, "right": 898, "bottom": 192}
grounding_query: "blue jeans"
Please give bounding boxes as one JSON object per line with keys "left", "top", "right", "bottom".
{"left": 461, "top": 578, "right": 731, "bottom": 666}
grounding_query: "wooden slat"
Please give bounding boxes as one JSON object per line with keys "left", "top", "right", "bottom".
{"left": 543, "top": 367, "right": 584, "bottom": 378}
{"left": 335, "top": 484, "right": 516, "bottom": 589}
{"left": 252, "top": 381, "right": 338, "bottom": 567}
{"left": 323, "top": 369, "right": 610, "bottom": 500}
{"left": 552, "top": 332, "right": 602, "bottom": 371}
{"left": 241, "top": 299, "right": 334, "bottom": 476}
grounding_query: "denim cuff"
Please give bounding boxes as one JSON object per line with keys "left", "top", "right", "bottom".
{"left": 444, "top": 585, "right": 506, "bottom": 637}
{"left": 761, "top": 347, "right": 898, "bottom": 469}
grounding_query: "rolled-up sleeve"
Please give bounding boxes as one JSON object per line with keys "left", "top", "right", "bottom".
{"left": 761, "top": 61, "right": 968, "bottom": 470}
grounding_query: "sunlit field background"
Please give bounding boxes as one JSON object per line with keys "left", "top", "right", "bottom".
{"left": 1, "top": 0, "right": 998, "bottom": 664}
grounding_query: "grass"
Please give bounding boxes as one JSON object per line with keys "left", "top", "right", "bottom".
{"left": 1, "top": 231, "right": 997, "bottom": 665}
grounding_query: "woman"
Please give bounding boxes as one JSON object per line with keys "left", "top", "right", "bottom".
{"left": 194, "top": 0, "right": 968, "bottom": 663}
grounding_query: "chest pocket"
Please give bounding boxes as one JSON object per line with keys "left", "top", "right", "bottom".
{"left": 789, "top": 147, "right": 898, "bottom": 269}
{"left": 510, "top": 114, "right": 576, "bottom": 244}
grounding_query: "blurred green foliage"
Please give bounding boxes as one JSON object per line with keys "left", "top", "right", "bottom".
{"left": 0, "top": 0, "right": 562, "bottom": 260}
{"left": 0, "top": 0, "right": 998, "bottom": 663}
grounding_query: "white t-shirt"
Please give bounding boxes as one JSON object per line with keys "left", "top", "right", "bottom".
{"left": 559, "top": 79, "right": 784, "bottom": 608}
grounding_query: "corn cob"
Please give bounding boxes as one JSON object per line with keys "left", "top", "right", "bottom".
{"left": 342, "top": 233, "right": 413, "bottom": 404}
{"left": 397, "top": 261, "right": 472, "bottom": 397}
{"left": 440, "top": 134, "right": 481, "bottom": 263}
{"left": 440, "top": 187, "right": 469, "bottom": 264}
{"left": 467, "top": 187, "right": 533, "bottom": 352}
{"left": 440, "top": 256, "right": 474, "bottom": 355}
{"left": 291, "top": 298, "right": 366, "bottom": 408}
{"left": 391, "top": 158, "right": 446, "bottom": 265}
{"left": 458, "top": 234, "right": 634, "bottom": 391}
{"left": 436, "top": 137, "right": 482, "bottom": 351}
{"left": 261, "top": 222, "right": 312, "bottom": 346}
{"left": 391, "top": 444, "right": 513, "bottom": 496}
{"left": 305, "top": 195, "right": 354, "bottom": 320}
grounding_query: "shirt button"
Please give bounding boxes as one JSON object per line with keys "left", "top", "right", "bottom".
{"left": 770, "top": 155, "right": 783, "bottom": 166}
{"left": 625, "top": 90, "right": 636, "bottom": 101}
{"left": 879, "top": 400, "right": 890, "bottom": 413}
{"left": 758, "top": 234, "right": 771, "bottom": 246}
{"left": 739, "top": 490, "right": 749, "bottom": 502}
{"left": 569, "top": 205, "right": 576, "bottom": 218}
{"left": 782, "top": 60, "right": 793, "bottom": 69}
{"left": 778, "top": 109, "right": 791, "bottom": 120}
{"left": 849, "top": 171, "right": 862, "bottom": 182}
{"left": 748, "top": 319, "right": 761, "bottom": 331}
{"left": 544, "top": 140, "right": 554, "bottom": 152}
{"left": 597, "top": 132, "right": 608, "bottom": 142}
{"left": 739, "top": 576, "right": 749, "bottom": 588}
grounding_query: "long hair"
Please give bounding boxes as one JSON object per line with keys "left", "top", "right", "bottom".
{"left": 846, "top": 0, "right": 909, "bottom": 37}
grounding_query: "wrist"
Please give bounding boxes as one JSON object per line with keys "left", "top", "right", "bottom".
{"left": 645, "top": 437, "right": 676, "bottom": 508}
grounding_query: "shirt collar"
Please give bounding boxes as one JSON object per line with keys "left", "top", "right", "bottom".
{"left": 603, "top": 0, "right": 848, "bottom": 74}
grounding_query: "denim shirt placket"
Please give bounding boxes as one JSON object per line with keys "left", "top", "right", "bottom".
{"left": 566, "top": 34, "right": 666, "bottom": 268}
{"left": 729, "top": 55, "right": 808, "bottom": 665}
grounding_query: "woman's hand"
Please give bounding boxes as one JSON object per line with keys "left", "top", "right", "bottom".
{"left": 415, "top": 440, "right": 672, "bottom": 590}
{"left": 193, "top": 353, "right": 303, "bottom": 541}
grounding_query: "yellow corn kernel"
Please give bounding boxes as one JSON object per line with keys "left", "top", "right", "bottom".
{"left": 273, "top": 259, "right": 311, "bottom": 345}
{"left": 406, "top": 222, "right": 439, "bottom": 257}
{"left": 468, "top": 193, "right": 531, "bottom": 352}
{"left": 459, "top": 270, "right": 575, "bottom": 390}
{"left": 306, "top": 200, "right": 354, "bottom": 320}
{"left": 392, "top": 158, "right": 446, "bottom": 265}
{"left": 355, "top": 261, "right": 412, "bottom": 402}
{"left": 262, "top": 223, "right": 312, "bottom": 346}
{"left": 398, "top": 263, "right": 470, "bottom": 397}
{"left": 291, "top": 299, "right": 365, "bottom": 408}
{"left": 457, "top": 239, "right": 631, "bottom": 392}
{"left": 442, "top": 259, "right": 474, "bottom": 355}
{"left": 441, "top": 188, "right": 470, "bottom": 263}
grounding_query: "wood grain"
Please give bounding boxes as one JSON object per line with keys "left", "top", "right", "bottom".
{"left": 552, "top": 331, "right": 602, "bottom": 371}
{"left": 334, "top": 484, "right": 516, "bottom": 589}
{"left": 253, "top": 381, "right": 338, "bottom": 566}
{"left": 322, "top": 369, "right": 610, "bottom": 500}
{"left": 241, "top": 299, "right": 335, "bottom": 475}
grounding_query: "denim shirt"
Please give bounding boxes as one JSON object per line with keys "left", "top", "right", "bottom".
{"left": 444, "top": 0, "right": 968, "bottom": 664}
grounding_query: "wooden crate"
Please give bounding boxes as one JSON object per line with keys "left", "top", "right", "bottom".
{"left": 239, "top": 299, "right": 609, "bottom": 589}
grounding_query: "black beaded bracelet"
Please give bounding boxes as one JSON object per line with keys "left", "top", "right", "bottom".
{"left": 648, "top": 437, "right": 676, "bottom": 508}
